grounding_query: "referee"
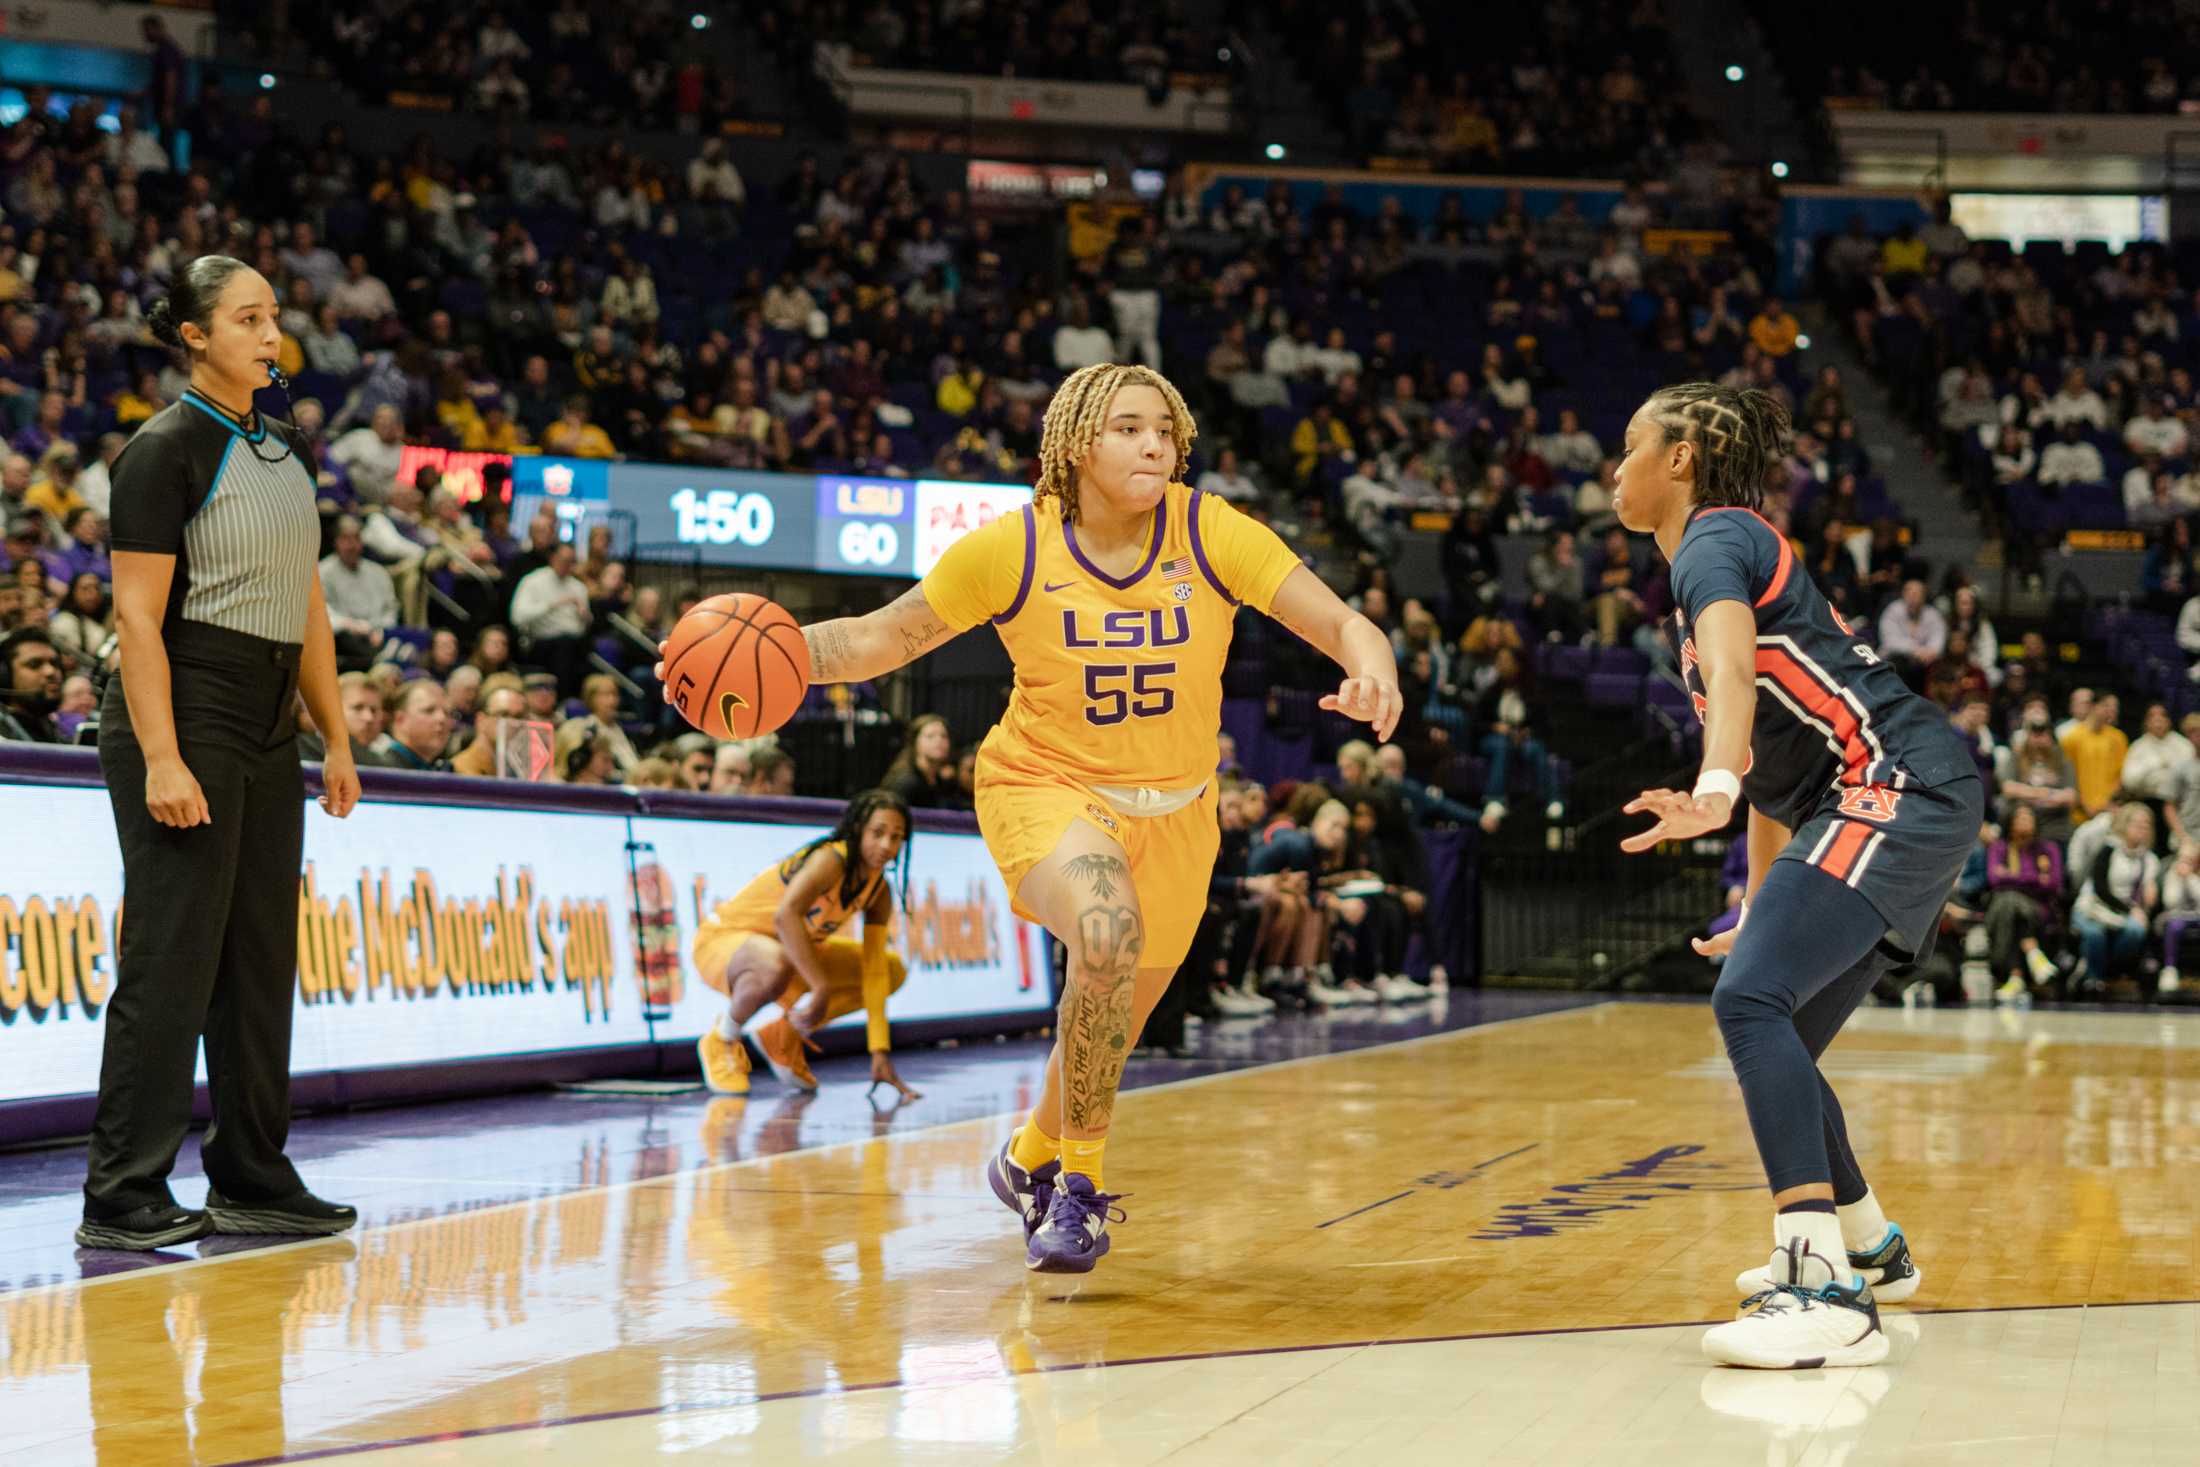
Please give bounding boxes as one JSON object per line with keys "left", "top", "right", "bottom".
{"left": 77, "top": 256, "right": 363, "bottom": 1251}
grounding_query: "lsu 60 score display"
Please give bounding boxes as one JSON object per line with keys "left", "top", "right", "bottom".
{"left": 816, "top": 477, "right": 1033, "bottom": 578}
{"left": 817, "top": 476, "right": 911, "bottom": 573}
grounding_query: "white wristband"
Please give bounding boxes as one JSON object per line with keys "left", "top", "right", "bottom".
{"left": 1737, "top": 899, "right": 1749, "bottom": 931}
{"left": 1693, "top": 768, "right": 1743, "bottom": 806}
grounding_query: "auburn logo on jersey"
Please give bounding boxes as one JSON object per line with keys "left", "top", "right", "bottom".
{"left": 1835, "top": 784, "right": 1902, "bottom": 823}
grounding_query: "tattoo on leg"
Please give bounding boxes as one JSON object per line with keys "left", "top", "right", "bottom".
{"left": 1062, "top": 852, "right": 1125, "bottom": 902}
{"left": 1058, "top": 901, "right": 1143, "bottom": 1131}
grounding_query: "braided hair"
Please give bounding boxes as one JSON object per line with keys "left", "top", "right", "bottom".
{"left": 1033, "top": 362, "right": 1197, "bottom": 524}
{"left": 777, "top": 787, "right": 915, "bottom": 916}
{"left": 1639, "top": 382, "right": 1792, "bottom": 511}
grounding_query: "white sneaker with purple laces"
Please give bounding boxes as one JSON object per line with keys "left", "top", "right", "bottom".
{"left": 1026, "top": 1173, "right": 1126, "bottom": 1273}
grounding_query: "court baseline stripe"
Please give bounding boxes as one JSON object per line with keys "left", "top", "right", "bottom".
{"left": 214, "top": 1298, "right": 2200, "bottom": 1467}
{"left": 20, "top": 998, "right": 1617, "bottom": 1300}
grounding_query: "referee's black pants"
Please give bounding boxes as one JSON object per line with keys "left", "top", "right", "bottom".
{"left": 85, "top": 622, "right": 307, "bottom": 1219}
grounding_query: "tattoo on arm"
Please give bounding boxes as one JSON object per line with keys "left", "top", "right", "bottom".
{"left": 1276, "top": 611, "right": 1321, "bottom": 648}
{"left": 807, "top": 620, "right": 856, "bottom": 682}
{"left": 886, "top": 584, "right": 949, "bottom": 666}
{"left": 900, "top": 619, "right": 946, "bottom": 661}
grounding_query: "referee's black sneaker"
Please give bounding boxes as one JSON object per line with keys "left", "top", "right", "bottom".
{"left": 204, "top": 1190, "right": 358, "bottom": 1237}
{"left": 75, "top": 1203, "right": 213, "bottom": 1251}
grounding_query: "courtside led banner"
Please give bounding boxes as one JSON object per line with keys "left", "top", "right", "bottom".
{"left": 630, "top": 816, "right": 1047, "bottom": 1038}
{"left": 0, "top": 786, "right": 1048, "bottom": 1107}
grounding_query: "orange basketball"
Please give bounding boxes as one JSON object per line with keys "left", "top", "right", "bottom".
{"left": 661, "top": 593, "right": 811, "bottom": 740}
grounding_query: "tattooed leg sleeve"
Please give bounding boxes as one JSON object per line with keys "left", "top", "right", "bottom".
{"left": 1054, "top": 852, "right": 1144, "bottom": 1136}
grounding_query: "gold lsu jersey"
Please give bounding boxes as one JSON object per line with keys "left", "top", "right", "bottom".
{"left": 921, "top": 482, "right": 1304, "bottom": 790}
{"left": 703, "top": 840, "right": 883, "bottom": 942}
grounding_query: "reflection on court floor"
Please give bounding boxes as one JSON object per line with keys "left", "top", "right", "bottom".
{"left": 2, "top": 1000, "right": 2195, "bottom": 1465}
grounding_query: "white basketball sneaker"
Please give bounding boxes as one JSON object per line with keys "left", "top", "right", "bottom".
{"left": 1735, "top": 1221, "right": 1921, "bottom": 1304}
{"left": 1210, "top": 984, "right": 1269, "bottom": 1018}
{"left": 1703, "top": 1238, "right": 1889, "bottom": 1369}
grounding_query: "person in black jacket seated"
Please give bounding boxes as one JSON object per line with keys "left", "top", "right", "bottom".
{"left": 1344, "top": 794, "right": 1434, "bottom": 1001}
{"left": 881, "top": 712, "right": 970, "bottom": 810}
{"left": 1476, "top": 645, "right": 1564, "bottom": 831}
{"left": 1374, "top": 742, "right": 1477, "bottom": 827}
{"left": 1251, "top": 797, "right": 1366, "bottom": 1007}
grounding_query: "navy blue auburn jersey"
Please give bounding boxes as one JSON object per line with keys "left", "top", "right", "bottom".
{"left": 1668, "top": 506, "right": 1973, "bottom": 831}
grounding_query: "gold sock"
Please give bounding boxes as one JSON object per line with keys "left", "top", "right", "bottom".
{"left": 1010, "top": 1114, "right": 1061, "bottom": 1173}
{"left": 1060, "top": 1135, "right": 1106, "bottom": 1189}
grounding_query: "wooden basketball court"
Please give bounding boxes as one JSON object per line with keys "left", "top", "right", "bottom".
{"left": 3, "top": 999, "right": 2196, "bottom": 1465}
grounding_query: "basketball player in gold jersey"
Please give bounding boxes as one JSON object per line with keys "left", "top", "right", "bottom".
{"left": 691, "top": 789, "right": 921, "bottom": 1102}
{"left": 660, "top": 363, "right": 1399, "bottom": 1272}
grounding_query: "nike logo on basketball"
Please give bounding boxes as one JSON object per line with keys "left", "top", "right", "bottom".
{"left": 719, "top": 690, "right": 748, "bottom": 729}
{"left": 1043, "top": 579, "right": 1075, "bottom": 593}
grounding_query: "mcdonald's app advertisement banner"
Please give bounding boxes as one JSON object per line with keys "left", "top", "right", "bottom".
{"left": 0, "top": 786, "right": 1048, "bottom": 1106}
{"left": 626, "top": 816, "right": 1050, "bottom": 1041}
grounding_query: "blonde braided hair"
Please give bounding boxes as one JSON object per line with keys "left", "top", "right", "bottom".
{"left": 1033, "top": 363, "right": 1197, "bottom": 524}
{"left": 1640, "top": 382, "right": 1791, "bottom": 510}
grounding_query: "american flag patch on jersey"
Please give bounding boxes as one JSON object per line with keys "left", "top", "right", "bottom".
{"left": 1160, "top": 555, "right": 1192, "bottom": 580}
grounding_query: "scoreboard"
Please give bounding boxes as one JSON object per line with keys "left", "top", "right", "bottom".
{"left": 487, "top": 457, "right": 1033, "bottom": 580}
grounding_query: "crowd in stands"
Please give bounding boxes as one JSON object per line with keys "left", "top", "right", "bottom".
{"left": 1262, "top": 0, "right": 1700, "bottom": 177}
{"left": 1783, "top": 190, "right": 2200, "bottom": 1004}
{"left": 789, "top": 0, "right": 1227, "bottom": 91}
{"left": 1176, "top": 738, "right": 1457, "bottom": 1026}
{"left": 1811, "top": 203, "right": 2200, "bottom": 587}
{"left": 254, "top": 3, "right": 752, "bottom": 131}
{"left": 0, "top": 14, "right": 1801, "bottom": 840}
{"left": 1761, "top": 0, "right": 2200, "bottom": 115}
{"left": 1948, "top": 685, "right": 2199, "bottom": 1002}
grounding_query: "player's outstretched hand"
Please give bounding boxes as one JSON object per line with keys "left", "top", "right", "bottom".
{"left": 868, "top": 1051, "right": 922, "bottom": 1103}
{"left": 1321, "top": 675, "right": 1403, "bottom": 741}
{"left": 1691, "top": 926, "right": 1737, "bottom": 958}
{"left": 652, "top": 637, "right": 669, "bottom": 684}
{"left": 1619, "top": 787, "right": 1734, "bottom": 853}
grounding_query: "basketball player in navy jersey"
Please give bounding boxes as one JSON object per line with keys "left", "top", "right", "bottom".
{"left": 1613, "top": 383, "right": 1982, "bottom": 1369}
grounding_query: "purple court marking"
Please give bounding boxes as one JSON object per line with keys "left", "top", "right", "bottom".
{"left": 1315, "top": 1140, "right": 1541, "bottom": 1227}
{"left": 208, "top": 1295, "right": 2200, "bottom": 1467}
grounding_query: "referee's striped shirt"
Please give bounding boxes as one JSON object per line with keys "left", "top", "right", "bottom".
{"left": 107, "top": 390, "right": 322, "bottom": 644}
